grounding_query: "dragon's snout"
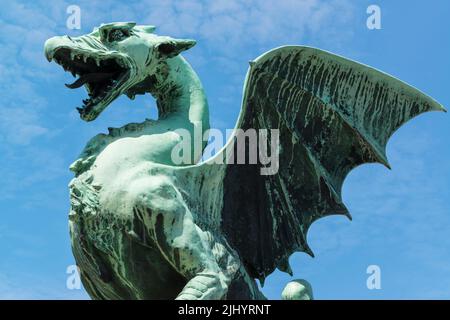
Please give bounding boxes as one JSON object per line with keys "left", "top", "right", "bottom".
{"left": 44, "top": 34, "right": 131, "bottom": 122}
{"left": 45, "top": 35, "right": 109, "bottom": 62}
{"left": 45, "top": 22, "right": 198, "bottom": 123}
{"left": 44, "top": 36, "right": 71, "bottom": 62}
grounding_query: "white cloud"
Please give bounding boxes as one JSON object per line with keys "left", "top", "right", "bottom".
{"left": 1, "top": 0, "right": 401, "bottom": 300}
{"left": 141, "top": 0, "right": 355, "bottom": 52}
{"left": 0, "top": 108, "right": 48, "bottom": 145}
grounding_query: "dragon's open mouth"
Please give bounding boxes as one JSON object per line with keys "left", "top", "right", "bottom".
{"left": 51, "top": 48, "right": 130, "bottom": 121}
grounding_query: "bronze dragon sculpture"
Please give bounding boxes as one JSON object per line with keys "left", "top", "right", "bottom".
{"left": 44, "top": 22, "right": 445, "bottom": 299}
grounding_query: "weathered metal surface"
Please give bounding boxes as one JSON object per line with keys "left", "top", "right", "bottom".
{"left": 44, "top": 22, "right": 444, "bottom": 300}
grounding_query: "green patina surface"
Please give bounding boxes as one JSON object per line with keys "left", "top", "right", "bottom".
{"left": 44, "top": 22, "right": 444, "bottom": 300}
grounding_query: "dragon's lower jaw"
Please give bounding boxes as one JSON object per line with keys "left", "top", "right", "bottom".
{"left": 45, "top": 41, "right": 131, "bottom": 121}
{"left": 75, "top": 70, "right": 131, "bottom": 122}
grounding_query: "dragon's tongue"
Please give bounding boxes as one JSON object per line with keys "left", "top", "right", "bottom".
{"left": 65, "top": 72, "right": 114, "bottom": 89}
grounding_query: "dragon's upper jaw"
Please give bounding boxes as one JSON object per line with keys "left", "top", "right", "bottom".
{"left": 45, "top": 38, "right": 132, "bottom": 121}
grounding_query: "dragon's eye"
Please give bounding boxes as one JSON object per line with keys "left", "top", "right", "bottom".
{"left": 108, "top": 29, "right": 128, "bottom": 42}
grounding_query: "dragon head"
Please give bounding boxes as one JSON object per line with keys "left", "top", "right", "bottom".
{"left": 44, "top": 22, "right": 196, "bottom": 121}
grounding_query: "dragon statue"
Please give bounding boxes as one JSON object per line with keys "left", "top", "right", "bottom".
{"left": 44, "top": 22, "right": 444, "bottom": 300}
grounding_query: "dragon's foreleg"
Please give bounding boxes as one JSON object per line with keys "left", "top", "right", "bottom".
{"left": 131, "top": 176, "right": 240, "bottom": 300}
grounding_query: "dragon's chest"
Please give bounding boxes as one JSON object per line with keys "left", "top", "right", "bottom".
{"left": 69, "top": 173, "right": 125, "bottom": 255}
{"left": 91, "top": 132, "right": 184, "bottom": 183}
{"left": 68, "top": 172, "right": 186, "bottom": 299}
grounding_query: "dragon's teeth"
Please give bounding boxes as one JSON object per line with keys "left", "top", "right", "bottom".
{"left": 83, "top": 55, "right": 88, "bottom": 63}
{"left": 70, "top": 52, "right": 76, "bottom": 60}
{"left": 95, "top": 58, "right": 100, "bottom": 67}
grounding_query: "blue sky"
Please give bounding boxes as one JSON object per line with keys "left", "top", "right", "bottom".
{"left": 0, "top": 0, "right": 448, "bottom": 299}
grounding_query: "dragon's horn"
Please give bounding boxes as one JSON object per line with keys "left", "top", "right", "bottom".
{"left": 140, "top": 25, "right": 156, "bottom": 33}
{"left": 156, "top": 37, "right": 196, "bottom": 58}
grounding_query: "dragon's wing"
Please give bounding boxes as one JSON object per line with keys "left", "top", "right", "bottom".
{"left": 174, "top": 46, "right": 445, "bottom": 283}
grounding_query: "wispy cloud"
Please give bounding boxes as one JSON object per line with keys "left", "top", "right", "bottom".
{"left": 36, "top": 0, "right": 357, "bottom": 127}
{"left": 1, "top": 0, "right": 446, "bottom": 300}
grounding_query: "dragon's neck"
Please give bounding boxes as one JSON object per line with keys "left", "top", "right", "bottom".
{"left": 72, "top": 56, "right": 209, "bottom": 176}
{"left": 144, "top": 55, "right": 210, "bottom": 163}
{"left": 150, "top": 56, "right": 210, "bottom": 132}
